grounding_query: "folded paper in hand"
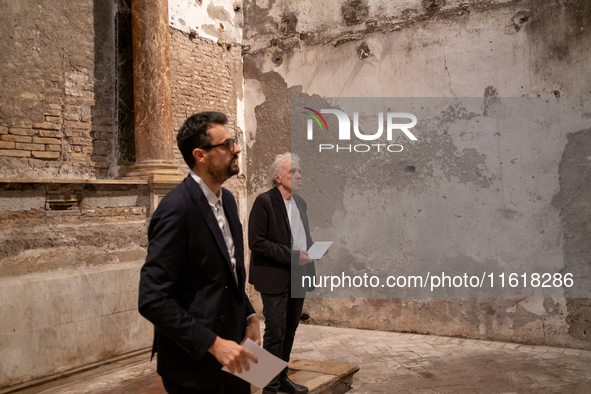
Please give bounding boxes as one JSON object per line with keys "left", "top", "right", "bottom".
{"left": 221, "top": 339, "right": 288, "bottom": 388}
{"left": 307, "top": 241, "right": 333, "bottom": 259}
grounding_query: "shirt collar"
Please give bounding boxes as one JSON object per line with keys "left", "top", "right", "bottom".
{"left": 190, "top": 170, "right": 222, "bottom": 208}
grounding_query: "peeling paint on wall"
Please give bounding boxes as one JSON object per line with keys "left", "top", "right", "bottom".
{"left": 243, "top": 0, "right": 591, "bottom": 348}
{"left": 169, "top": 0, "right": 243, "bottom": 43}
{"left": 244, "top": 79, "right": 265, "bottom": 148}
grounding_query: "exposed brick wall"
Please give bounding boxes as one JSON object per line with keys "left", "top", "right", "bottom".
{"left": 1, "top": 18, "right": 244, "bottom": 180}
{"left": 170, "top": 28, "right": 243, "bottom": 174}
{"left": 0, "top": 80, "right": 66, "bottom": 167}
{"left": 0, "top": 1, "right": 116, "bottom": 179}
{"left": 0, "top": 206, "right": 147, "bottom": 231}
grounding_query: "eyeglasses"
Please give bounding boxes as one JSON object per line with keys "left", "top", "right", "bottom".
{"left": 200, "top": 138, "right": 238, "bottom": 152}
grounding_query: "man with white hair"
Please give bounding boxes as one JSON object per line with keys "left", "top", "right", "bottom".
{"left": 248, "top": 152, "right": 315, "bottom": 394}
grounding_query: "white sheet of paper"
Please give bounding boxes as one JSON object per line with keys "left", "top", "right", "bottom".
{"left": 221, "top": 339, "right": 287, "bottom": 388}
{"left": 307, "top": 241, "right": 333, "bottom": 259}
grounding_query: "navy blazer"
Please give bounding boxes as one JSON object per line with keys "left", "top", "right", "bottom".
{"left": 248, "top": 187, "right": 316, "bottom": 296}
{"left": 138, "top": 176, "right": 255, "bottom": 389}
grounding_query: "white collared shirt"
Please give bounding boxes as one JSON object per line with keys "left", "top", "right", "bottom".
{"left": 285, "top": 198, "right": 308, "bottom": 252}
{"left": 190, "top": 171, "right": 238, "bottom": 285}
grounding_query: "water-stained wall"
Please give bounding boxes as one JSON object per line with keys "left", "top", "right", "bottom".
{"left": 243, "top": 0, "right": 591, "bottom": 349}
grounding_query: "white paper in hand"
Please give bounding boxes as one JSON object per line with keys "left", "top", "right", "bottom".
{"left": 221, "top": 339, "right": 288, "bottom": 388}
{"left": 307, "top": 241, "right": 333, "bottom": 259}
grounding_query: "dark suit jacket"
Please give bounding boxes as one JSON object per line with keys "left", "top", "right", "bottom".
{"left": 248, "top": 187, "right": 315, "bottom": 297}
{"left": 138, "top": 176, "right": 255, "bottom": 389}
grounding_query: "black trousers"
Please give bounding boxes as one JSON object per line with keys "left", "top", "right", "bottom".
{"left": 260, "top": 290, "right": 305, "bottom": 391}
{"left": 162, "top": 375, "right": 250, "bottom": 394}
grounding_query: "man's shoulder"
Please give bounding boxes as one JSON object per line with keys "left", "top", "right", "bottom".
{"left": 255, "top": 187, "right": 278, "bottom": 202}
{"left": 221, "top": 187, "right": 237, "bottom": 206}
{"left": 220, "top": 186, "right": 234, "bottom": 196}
{"left": 154, "top": 177, "right": 192, "bottom": 213}
{"left": 248, "top": 189, "right": 279, "bottom": 220}
{"left": 251, "top": 189, "right": 276, "bottom": 211}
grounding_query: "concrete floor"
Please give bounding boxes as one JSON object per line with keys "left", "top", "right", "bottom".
{"left": 38, "top": 324, "right": 591, "bottom": 394}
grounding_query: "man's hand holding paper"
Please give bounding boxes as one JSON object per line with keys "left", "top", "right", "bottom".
{"left": 222, "top": 339, "right": 288, "bottom": 388}
{"left": 307, "top": 241, "right": 333, "bottom": 260}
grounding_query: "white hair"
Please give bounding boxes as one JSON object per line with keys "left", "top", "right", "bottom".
{"left": 270, "top": 152, "right": 300, "bottom": 186}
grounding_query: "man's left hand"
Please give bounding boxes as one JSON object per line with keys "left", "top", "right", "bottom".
{"left": 242, "top": 315, "right": 261, "bottom": 346}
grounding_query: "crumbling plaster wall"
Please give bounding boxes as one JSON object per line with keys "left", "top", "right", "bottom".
{"left": 169, "top": 0, "right": 244, "bottom": 45}
{"left": 243, "top": 0, "right": 591, "bottom": 348}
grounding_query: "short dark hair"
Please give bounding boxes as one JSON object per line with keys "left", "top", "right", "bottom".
{"left": 177, "top": 112, "right": 228, "bottom": 168}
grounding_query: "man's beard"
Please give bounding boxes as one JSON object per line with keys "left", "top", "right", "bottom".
{"left": 208, "top": 155, "right": 239, "bottom": 184}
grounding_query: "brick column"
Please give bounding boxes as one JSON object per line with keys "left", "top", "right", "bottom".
{"left": 124, "top": 0, "right": 183, "bottom": 182}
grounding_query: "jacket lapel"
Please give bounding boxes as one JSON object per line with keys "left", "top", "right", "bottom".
{"left": 293, "top": 195, "right": 311, "bottom": 247}
{"left": 222, "top": 189, "right": 245, "bottom": 294}
{"left": 270, "top": 187, "right": 291, "bottom": 240}
{"left": 185, "top": 177, "right": 235, "bottom": 285}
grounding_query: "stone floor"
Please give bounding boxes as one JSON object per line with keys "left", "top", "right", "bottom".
{"left": 36, "top": 324, "right": 591, "bottom": 394}
{"left": 293, "top": 325, "right": 591, "bottom": 394}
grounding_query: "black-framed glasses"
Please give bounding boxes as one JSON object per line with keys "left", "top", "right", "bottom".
{"left": 200, "top": 138, "right": 237, "bottom": 152}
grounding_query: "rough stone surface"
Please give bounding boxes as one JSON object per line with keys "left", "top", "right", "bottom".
{"left": 551, "top": 128, "right": 591, "bottom": 344}
{"left": 0, "top": 181, "right": 150, "bottom": 388}
{"left": 0, "top": 262, "right": 151, "bottom": 389}
{"left": 24, "top": 325, "right": 591, "bottom": 394}
{"left": 0, "top": 1, "right": 250, "bottom": 388}
{"left": 0, "top": 183, "right": 149, "bottom": 278}
{"left": 0, "top": 0, "right": 116, "bottom": 178}
{"left": 1, "top": 0, "right": 591, "bottom": 390}
{"left": 243, "top": 0, "right": 591, "bottom": 348}
{"left": 293, "top": 325, "right": 591, "bottom": 393}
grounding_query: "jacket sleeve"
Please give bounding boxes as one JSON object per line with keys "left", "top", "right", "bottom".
{"left": 138, "top": 198, "right": 217, "bottom": 361}
{"left": 248, "top": 194, "right": 297, "bottom": 265}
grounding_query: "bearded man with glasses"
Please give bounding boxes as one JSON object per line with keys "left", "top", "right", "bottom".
{"left": 139, "top": 111, "right": 260, "bottom": 394}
